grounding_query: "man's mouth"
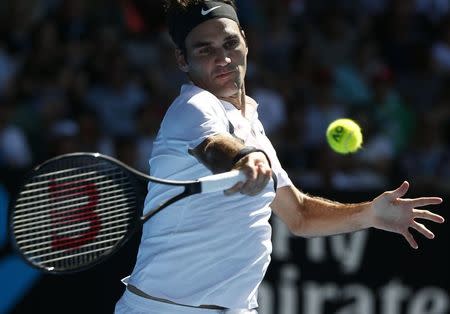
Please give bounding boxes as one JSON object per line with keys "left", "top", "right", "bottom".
{"left": 214, "top": 69, "right": 237, "bottom": 79}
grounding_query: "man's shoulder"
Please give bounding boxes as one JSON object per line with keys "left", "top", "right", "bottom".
{"left": 156, "top": 84, "right": 230, "bottom": 141}
{"left": 168, "top": 84, "right": 223, "bottom": 114}
{"left": 179, "top": 84, "right": 220, "bottom": 106}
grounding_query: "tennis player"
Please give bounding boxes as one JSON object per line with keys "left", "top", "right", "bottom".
{"left": 114, "top": 1, "right": 445, "bottom": 313}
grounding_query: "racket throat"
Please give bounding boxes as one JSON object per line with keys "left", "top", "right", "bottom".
{"left": 140, "top": 183, "right": 201, "bottom": 223}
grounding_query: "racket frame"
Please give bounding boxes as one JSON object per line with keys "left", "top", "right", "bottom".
{"left": 9, "top": 152, "right": 238, "bottom": 274}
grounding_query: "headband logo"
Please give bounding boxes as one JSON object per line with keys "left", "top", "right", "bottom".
{"left": 201, "top": 5, "right": 222, "bottom": 15}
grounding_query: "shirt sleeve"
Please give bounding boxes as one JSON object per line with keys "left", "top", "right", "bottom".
{"left": 252, "top": 120, "right": 293, "bottom": 189}
{"left": 160, "top": 90, "right": 230, "bottom": 154}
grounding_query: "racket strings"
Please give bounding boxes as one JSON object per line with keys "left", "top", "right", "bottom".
{"left": 17, "top": 166, "right": 124, "bottom": 196}
{"left": 19, "top": 224, "right": 130, "bottom": 251}
{"left": 14, "top": 179, "right": 131, "bottom": 209}
{"left": 12, "top": 158, "right": 138, "bottom": 271}
{"left": 14, "top": 190, "right": 136, "bottom": 227}
{"left": 15, "top": 207, "right": 134, "bottom": 240}
{"left": 15, "top": 218, "right": 133, "bottom": 259}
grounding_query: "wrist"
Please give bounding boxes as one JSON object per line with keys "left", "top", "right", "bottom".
{"left": 232, "top": 146, "right": 272, "bottom": 168}
{"left": 358, "top": 201, "right": 375, "bottom": 229}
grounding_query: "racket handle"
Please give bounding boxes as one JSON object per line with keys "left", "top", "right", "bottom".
{"left": 198, "top": 170, "right": 247, "bottom": 193}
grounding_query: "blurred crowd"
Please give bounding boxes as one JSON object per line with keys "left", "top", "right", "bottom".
{"left": 0, "top": 0, "right": 449, "bottom": 193}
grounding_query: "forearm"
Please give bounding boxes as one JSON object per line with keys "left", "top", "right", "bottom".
{"left": 298, "top": 194, "right": 372, "bottom": 237}
{"left": 189, "top": 134, "right": 273, "bottom": 195}
{"left": 189, "top": 134, "right": 245, "bottom": 173}
{"left": 272, "top": 186, "right": 372, "bottom": 237}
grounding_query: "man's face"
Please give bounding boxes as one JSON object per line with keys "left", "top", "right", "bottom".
{"left": 180, "top": 18, "right": 248, "bottom": 98}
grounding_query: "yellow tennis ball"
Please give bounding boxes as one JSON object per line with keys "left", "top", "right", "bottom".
{"left": 326, "top": 118, "right": 363, "bottom": 154}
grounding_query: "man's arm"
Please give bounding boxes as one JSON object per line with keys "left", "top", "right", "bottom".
{"left": 189, "top": 134, "right": 272, "bottom": 195}
{"left": 271, "top": 183, "right": 445, "bottom": 249}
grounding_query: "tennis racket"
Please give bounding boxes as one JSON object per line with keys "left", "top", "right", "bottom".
{"left": 10, "top": 152, "right": 246, "bottom": 274}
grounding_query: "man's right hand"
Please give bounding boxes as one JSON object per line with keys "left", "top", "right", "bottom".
{"left": 225, "top": 152, "right": 272, "bottom": 196}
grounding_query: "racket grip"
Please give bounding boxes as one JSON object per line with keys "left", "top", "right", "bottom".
{"left": 198, "top": 170, "right": 247, "bottom": 193}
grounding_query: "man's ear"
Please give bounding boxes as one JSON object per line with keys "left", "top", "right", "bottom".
{"left": 175, "top": 49, "right": 189, "bottom": 73}
{"left": 240, "top": 29, "right": 249, "bottom": 55}
{"left": 240, "top": 29, "right": 248, "bottom": 48}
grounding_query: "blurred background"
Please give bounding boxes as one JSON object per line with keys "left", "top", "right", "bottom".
{"left": 0, "top": 0, "right": 448, "bottom": 313}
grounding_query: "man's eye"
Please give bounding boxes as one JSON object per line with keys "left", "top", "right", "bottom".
{"left": 199, "top": 47, "right": 213, "bottom": 55}
{"left": 224, "top": 39, "right": 239, "bottom": 49}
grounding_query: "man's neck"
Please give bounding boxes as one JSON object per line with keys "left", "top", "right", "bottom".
{"left": 220, "top": 95, "right": 242, "bottom": 109}
{"left": 220, "top": 94, "right": 258, "bottom": 122}
{"left": 219, "top": 86, "right": 247, "bottom": 115}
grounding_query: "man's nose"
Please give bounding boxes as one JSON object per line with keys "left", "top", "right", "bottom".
{"left": 215, "top": 49, "right": 231, "bottom": 66}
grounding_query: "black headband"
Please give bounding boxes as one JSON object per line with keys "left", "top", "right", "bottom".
{"left": 167, "top": 1, "right": 240, "bottom": 49}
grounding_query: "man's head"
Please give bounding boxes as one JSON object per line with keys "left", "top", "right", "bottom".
{"left": 166, "top": 0, "right": 248, "bottom": 99}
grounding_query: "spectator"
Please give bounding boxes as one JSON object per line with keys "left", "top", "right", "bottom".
{"left": 370, "top": 65, "right": 415, "bottom": 156}
{"left": 308, "top": 6, "right": 358, "bottom": 67}
{"left": 0, "top": 102, "right": 32, "bottom": 169}
{"left": 76, "top": 109, "right": 114, "bottom": 156}
{"left": 400, "top": 113, "right": 448, "bottom": 192}
{"left": 0, "top": 45, "right": 18, "bottom": 96}
{"left": 134, "top": 104, "right": 162, "bottom": 173}
{"left": 333, "top": 39, "right": 382, "bottom": 107}
{"left": 248, "top": 68, "right": 287, "bottom": 140}
{"left": 301, "top": 68, "right": 348, "bottom": 153}
{"left": 46, "top": 118, "right": 80, "bottom": 157}
{"left": 297, "top": 67, "right": 348, "bottom": 189}
{"left": 416, "top": 0, "right": 450, "bottom": 23}
{"left": 85, "top": 50, "right": 148, "bottom": 136}
{"left": 432, "top": 15, "right": 450, "bottom": 73}
{"left": 373, "top": 0, "right": 432, "bottom": 74}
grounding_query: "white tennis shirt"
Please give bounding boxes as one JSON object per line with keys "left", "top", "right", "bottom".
{"left": 125, "top": 84, "right": 292, "bottom": 309}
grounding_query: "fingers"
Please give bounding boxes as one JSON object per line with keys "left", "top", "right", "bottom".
{"left": 224, "top": 181, "right": 244, "bottom": 196}
{"left": 389, "top": 181, "right": 409, "bottom": 199}
{"left": 401, "top": 217, "right": 443, "bottom": 249}
{"left": 225, "top": 163, "right": 271, "bottom": 196}
{"left": 413, "top": 209, "right": 445, "bottom": 223}
{"left": 375, "top": 181, "right": 444, "bottom": 250}
{"left": 403, "top": 197, "right": 443, "bottom": 208}
{"left": 240, "top": 163, "right": 271, "bottom": 196}
{"left": 389, "top": 181, "right": 443, "bottom": 208}
{"left": 411, "top": 221, "right": 435, "bottom": 239}
{"left": 254, "top": 164, "right": 271, "bottom": 192}
{"left": 225, "top": 151, "right": 272, "bottom": 196}
{"left": 403, "top": 231, "right": 418, "bottom": 249}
